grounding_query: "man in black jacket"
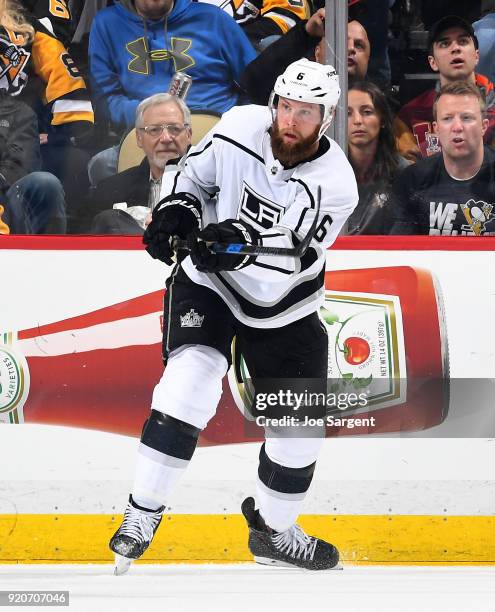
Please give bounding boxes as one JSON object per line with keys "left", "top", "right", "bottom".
{"left": 86, "top": 93, "right": 192, "bottom": 234}
{"left": 0, "top": 93, "right": 65, "bottom": 234}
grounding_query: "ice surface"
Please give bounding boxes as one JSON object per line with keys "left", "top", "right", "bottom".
{"left": 1, "top": 563, "right": 494, "bottom": 612}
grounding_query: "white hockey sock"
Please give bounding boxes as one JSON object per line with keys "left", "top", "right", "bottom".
{"left": 132, "top": 443, "right": 189, "bottom": 511}
{"left": 256, "top": 478, "right": 305, "bottom": 533}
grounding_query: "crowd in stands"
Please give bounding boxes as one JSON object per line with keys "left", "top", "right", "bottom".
{"left": 1, "top": 0, "right": 495, "bottom": 236}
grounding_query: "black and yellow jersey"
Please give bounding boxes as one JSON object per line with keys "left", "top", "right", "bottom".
{"left": 0, "top": 13, "right": 93, "bottom": 129}
{"left": 200, "top": 0, "right": 311, "bottom": 41}
{"left": 21, "top": 0, "right": 74, "bottom": 47}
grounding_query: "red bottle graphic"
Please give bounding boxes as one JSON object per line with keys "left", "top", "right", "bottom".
{"left": 0, "top": 267, "right": 448, "bottom": 442}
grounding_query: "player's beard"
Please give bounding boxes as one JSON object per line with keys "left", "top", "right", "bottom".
{"left": 270, "top": 122, "right": 320, "bottom": 166}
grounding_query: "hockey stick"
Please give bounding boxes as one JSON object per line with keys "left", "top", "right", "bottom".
{"left": 174, "top": 186, "right": 321, "bottom": 258}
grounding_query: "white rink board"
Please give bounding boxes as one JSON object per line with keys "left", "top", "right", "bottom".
{"left": 0, "top": 426, "right": 495, "bottom": 515}
{"left": 0, "top": 247, "right": 494, "bottom": 378}
{"left": 1, "top": 241, "right": 495, "bottom": 516}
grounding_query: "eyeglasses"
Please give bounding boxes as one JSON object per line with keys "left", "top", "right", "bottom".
{"left": 138, "top": 123, "right": 189, "bottom": 138}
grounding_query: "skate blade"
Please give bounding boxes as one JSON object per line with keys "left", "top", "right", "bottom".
{"left": 254, "top": 556, "right": 343, "bottom": 570}
{"left": 114, "top": 553, "right": 133, "bottom": 576}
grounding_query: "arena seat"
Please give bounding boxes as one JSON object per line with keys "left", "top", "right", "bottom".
{"left": 117, "top": 111, "right": 221, "bottom": 173}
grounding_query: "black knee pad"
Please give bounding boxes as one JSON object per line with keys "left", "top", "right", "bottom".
{"left": 258, "top": 443, "right": 316, "bottom": 495}
{"left": 141, "top": 409, "right": 201, "bottom": 461}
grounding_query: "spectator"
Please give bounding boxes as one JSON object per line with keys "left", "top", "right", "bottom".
{"left": 390, "top": 81, "right": 495, "bottom": 236}
{"left": 1, "top": 0, "right": 94, "bottom": 231}
{"left": 87, "top": 93, "right": 191, "bottom": 234}
{"left": 242, "top": 9, "right": 370, "bottom": 105}
{"left": 201, "top": 0, "right": 312, "bottom": 52}
{"left": 88, "top": 0, "right": 256, "bottom": 134}
{"left": 0, "top": 93, "right": 66, "bottom": 234}
{"left": 354, "top": 0, "right": 395, "bottom": 86}
{"left": 473, "top": 0, "right": 495, "bottom": 85}
{"left": 345, "top": 81, "right": 410, "bottom": 234}
{"left": 241, "top": 8, "right": 419, "bottom": 160}
{"left": 398, "top": 15, "right": 495, "bottom": 158}
{"left": 0, "top": 2, "right": 93, "bottom": 147}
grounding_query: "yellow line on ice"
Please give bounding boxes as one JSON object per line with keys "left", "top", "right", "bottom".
{"left": 1, "top": 514, "right": 495, "bottom": 564}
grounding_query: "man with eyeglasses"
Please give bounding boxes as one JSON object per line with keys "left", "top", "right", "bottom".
{"left": 86, "top": 93, "right": 192, "bottom": 234}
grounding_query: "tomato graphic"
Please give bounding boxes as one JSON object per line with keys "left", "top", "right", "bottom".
{"left": 343, "top": 336, "right": 370, "bottom": 365}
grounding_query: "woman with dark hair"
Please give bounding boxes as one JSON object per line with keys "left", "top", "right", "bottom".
{"left": 346, "top": 80, "right": 410, "bottom": 234}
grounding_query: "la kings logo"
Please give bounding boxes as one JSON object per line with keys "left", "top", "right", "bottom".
{"left": 180, "top": 309, "right": 204, "bottom": 328}
{"left": 239, "top": 182, "right": 284, "bottom": 231}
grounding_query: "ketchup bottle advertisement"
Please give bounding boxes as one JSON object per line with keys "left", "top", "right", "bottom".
{"left": 0, "top": 267, "right": 449, "bottom": 442}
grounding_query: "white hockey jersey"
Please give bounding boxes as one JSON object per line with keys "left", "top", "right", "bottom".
{"left": 167, "top": 104, "right": 358, "bottom": 328}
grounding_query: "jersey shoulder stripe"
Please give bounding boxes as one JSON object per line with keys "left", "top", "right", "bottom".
{"left": 186, "top": 140, "right": 213, "bottom": 159}
{"left": 213, "top": 133, "right": 265, "bottom": 164}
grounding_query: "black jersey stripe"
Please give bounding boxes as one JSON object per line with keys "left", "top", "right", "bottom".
{"left": 262, "top": 232, "right": 286, "bottom": 239}
{"left": 171, "top": 170, "right": 181, "bottom": 193}
{"left": 252, "top": 260, "right": 293, "bottom": 275}
{"left": 213, "top": 266, "right": 325, "bottom": 320}
{"left": 261, "top": 230, "right": 299, "bottom": 247}
{"left": 294, "top": 207, "right": 309, "bottom": 233}
{"left": 299, "top": 247, "right": 319, "bottom": 273}
{"left": 289, "top": 178, "right": 316, "bottom": 209}
{"left": 267, "top": 7, "right": 304, "bottom": 20}
{"left": 213, "top": 134, "right": 265, "bottom": 164}
{"left": 185, "top": 139, "right": 213, "bottom": 159}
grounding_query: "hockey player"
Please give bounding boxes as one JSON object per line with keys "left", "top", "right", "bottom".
{"left": 109, "top": 58, "right": 359, "bottom": 574}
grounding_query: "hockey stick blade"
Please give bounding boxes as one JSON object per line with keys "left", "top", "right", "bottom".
{"left": 174, "top": 186, "right": 321, "bottom": 258}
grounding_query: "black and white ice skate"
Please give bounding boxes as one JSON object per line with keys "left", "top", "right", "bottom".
{"left": 110, "top": 495, "right": 164, "bottom": 575}
{"left": 241, "top": 497, "right": 341, "bottom": 570}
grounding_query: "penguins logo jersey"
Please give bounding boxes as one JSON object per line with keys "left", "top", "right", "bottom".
{"left": 166, "top": 104, "right": 359, "bottom": 329}
{"left": 200, "top": 0, "right": 310, "bottom": 34}
{"left": 390, "top": 146, "right": 495, "bottom": 236}
{"left": 430, "top": 198, "right": 495, "bottom": 236}
{"left": 0, "top": 14, "right": 93, "bottom": 127}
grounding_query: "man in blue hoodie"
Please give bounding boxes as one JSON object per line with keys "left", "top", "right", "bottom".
{"left": 89, "top": 0, "right": 256, "bottom": 132}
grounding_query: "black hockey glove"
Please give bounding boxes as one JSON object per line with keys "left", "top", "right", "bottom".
{"left": 187, "top": 219, "right": 260, "bottom": 273}
{"left": 143, "top": 193, "right": 201, "bottom": 265}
